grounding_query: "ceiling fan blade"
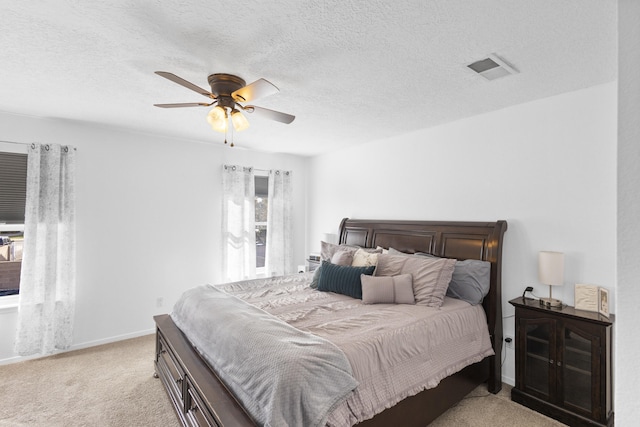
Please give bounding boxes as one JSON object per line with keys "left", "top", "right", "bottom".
{"left": 155, "top": 71, "right": 214, "bottom": 99}
{"left": 244, "top": 105, "right": 295, "bottom": 124}
{"left": 232, "top": 78, "right": 279, "bottom": 103}
{"left": 154, "top": 102, "right": 213, "bottom": 108}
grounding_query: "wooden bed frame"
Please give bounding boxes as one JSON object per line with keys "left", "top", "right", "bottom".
{"left": 154, "top": 218, "right": 508, "bottom": 427}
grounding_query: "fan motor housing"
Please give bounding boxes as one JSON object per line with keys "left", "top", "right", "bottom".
{"left": 208, "top": 74, "right": 246, "bottom": 97}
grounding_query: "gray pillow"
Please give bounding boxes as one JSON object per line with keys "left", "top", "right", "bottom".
{"left": 331, "top": 250, "right": 354, "bottom": 266}
{"left": 361, "top": 274, "right": 415, "bottom": 305}
{"left": 375, "top": 254, "right": 455, "bottom": 307}
{"left": 309, "top": 264, "right": 323, "bottom": 289}
{"left": 320, "top": 241, "right": 358, "bottom": 261}
{"left": 388, "top": 247, "right": 429, "bottom": 256}
{"left": 388, "top": 248, "right": 491, "bottom": 305}
{"left": 445, "top": 259, "right": 491, "bottom": 305}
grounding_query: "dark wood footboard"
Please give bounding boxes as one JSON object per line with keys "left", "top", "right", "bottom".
{"left": 154, "top": 313, "right": 255, "bottom": 426}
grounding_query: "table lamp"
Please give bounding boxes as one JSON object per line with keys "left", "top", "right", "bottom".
{"left": 538, "top": 251, "right": 564, "bottom": 308}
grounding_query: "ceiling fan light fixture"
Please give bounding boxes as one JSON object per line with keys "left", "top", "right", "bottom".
{"left": 231, "top": 109, "right": 250, "bottom": 131}
{"left": 154, "top": 71, "right": 295, "bottom": 142}
{"left": 207, "top": 106, "right": 228, "bottom": 133}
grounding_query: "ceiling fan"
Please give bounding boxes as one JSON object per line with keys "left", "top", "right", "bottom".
{"left": 154, "top": 71, "right": 295, "bottom": 145}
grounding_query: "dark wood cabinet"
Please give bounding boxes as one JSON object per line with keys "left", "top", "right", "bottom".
{"left": 510, "top": 297, "right": 614, "bottom": 427}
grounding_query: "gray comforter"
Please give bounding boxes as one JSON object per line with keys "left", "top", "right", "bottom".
{"left": 218, "top": 273, "right": 494, "bottom": 426}
{"left": 171, "top": 284, "right": 358, "bottom": 427}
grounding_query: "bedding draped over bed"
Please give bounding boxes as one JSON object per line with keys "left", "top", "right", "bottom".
{"left": 175, "top": 273, "right": 494, "bottom": 426}
{"left": 171, "top": 284, "right": 358, "bottom": 427}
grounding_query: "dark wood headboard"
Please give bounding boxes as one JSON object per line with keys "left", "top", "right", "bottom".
{"left": 338, "top": 218, "right": 508, "bottom": 391}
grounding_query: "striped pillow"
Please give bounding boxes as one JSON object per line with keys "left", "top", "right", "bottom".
{"left": 316, "top": 261, "right": 375, "bottom": 299}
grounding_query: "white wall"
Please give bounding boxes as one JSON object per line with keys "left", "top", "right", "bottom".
{"left": 616, "top": 0, "right": 640, "bottom": 424}
{"left": 0, "top": 112, "right": 309, "bottom": 363}
{"left": 307, "top": 82, "right": 617, "bottom": 385}
{"left": 0, "top": 76, "right": 625, "bottom": 410}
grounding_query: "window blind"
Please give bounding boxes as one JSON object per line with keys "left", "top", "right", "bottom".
{"left": 0, "top": 152, "right": 27, "bottom": 223}
{"left": 255, "top": 175, "right": 269, "bottom": 197}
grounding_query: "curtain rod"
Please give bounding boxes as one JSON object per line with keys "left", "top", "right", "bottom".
{"left": 224, "top": 165, "right": 271, "bottom": 173}
{"left": 0, "top": 139, "right": 29, "bottom": 146}
{"left": 0, "top": 140, "right": 77, "bottom": 151}
{"left": 246, "top": 168, "right": 288, "bottom": 174}
{"left": 251, "top": 168, "right": 291, "bottom": 174}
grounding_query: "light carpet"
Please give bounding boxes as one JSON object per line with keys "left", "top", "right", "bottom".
{"left": 0, "top": 334, "right": 566, "bottom": 426}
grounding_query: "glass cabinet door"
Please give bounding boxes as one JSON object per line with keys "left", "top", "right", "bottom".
{"left": 561, "top": 323, "right": 600, "bottom": 418}
{"left": 520, "top": 318, "right": 556, "bottom": 400}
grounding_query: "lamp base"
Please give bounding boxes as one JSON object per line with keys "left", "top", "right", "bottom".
{"left": 539, "top": 297, "right": 563, "bottom": 308}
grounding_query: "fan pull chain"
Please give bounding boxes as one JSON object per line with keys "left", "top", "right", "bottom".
{"left": 230, "top": 115, "right": 235, "bottom": 147}
{"left": 223, "top": 111, "right": 228, "bottom": 145}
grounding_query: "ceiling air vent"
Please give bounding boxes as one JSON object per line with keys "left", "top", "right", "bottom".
{"left": 467, "top": 54, "right": 518, "bottom": 81}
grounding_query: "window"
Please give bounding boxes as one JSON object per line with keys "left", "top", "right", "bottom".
{"left": 255, "top": 174, "right": 268, "bottom": 272}
{"left": 0, "top": 148, "right": 28, "bottom": 297}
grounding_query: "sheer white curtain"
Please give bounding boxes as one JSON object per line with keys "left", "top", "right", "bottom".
{"left": 221, "top": 165, "right": 256, "bottom": 282}
{"left": 15, "top": 143, "right": 76, "bottom": 356}
{"left": 266, "top": 169, "right": 293, "bottom": 277}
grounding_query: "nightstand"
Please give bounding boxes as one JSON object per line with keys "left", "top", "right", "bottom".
{"left": 509, "top": 297, "right": 614, "bottom": 426}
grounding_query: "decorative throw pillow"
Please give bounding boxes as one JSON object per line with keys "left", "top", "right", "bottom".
{"left": 389, "top": 249, "right": 491, "bottom": 305}
{"left": 351, "top": 248, "right": 382, "bottom": 267}
{"left": 320, "top": 241, "right": 358, "bottom": 261}
{"left": 309, "top": 264, "right": 323, "bottom": 289}
{"left": 375, "top": 254, "right": 455, "bottom": 307}
{"left": 316, "top": 261, "right": 375, "bottom": 299}
{"left": 331, "top": 250, "right": 355, "bottom": 266}
{"left": 361, "top": 274, "right": 415, "bottom": 304}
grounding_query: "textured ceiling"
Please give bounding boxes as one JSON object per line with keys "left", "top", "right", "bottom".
{"left": 1, "top": 1, "right": 616, "bottom": 156}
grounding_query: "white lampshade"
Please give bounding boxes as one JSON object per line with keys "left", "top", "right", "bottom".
{"left": 538, "top": 251, "right": 564, "bottom": 286}
{"left": 207, "top": 106, "right": 228, "bottom": 133}
{"left": 231, "top": 109, "right": 250, "bottom": 131}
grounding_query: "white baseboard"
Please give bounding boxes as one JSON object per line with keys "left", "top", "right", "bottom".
{"left": 0, "top": 328, "right": 155, "bottom": 366}
{"left": 501, "top": 374, "right": 515, "bottom": 387}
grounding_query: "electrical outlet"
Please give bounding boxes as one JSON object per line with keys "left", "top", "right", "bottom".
{"left": 505, "top": 335, "right": 514, "bottom": 349}
{"left": 156, "top": 297, "right": 164, "bottom": 308}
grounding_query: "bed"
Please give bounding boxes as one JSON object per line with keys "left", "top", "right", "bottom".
{"left": 154, "top": 218, "right": 507, "bottom": 426}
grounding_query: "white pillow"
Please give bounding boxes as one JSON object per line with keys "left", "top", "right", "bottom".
{"left": 351, "top": 248, "right": 380, "bottom": 267}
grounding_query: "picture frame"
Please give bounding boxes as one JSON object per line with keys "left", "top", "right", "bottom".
{"left": 574, "top": 284, "right": 598, "bottom": 312}
{"left": 598, "top": 287, "right": 609, "bottom": 317}
{"left": 574, "top": 284, "right": 610, "bottom": 317}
